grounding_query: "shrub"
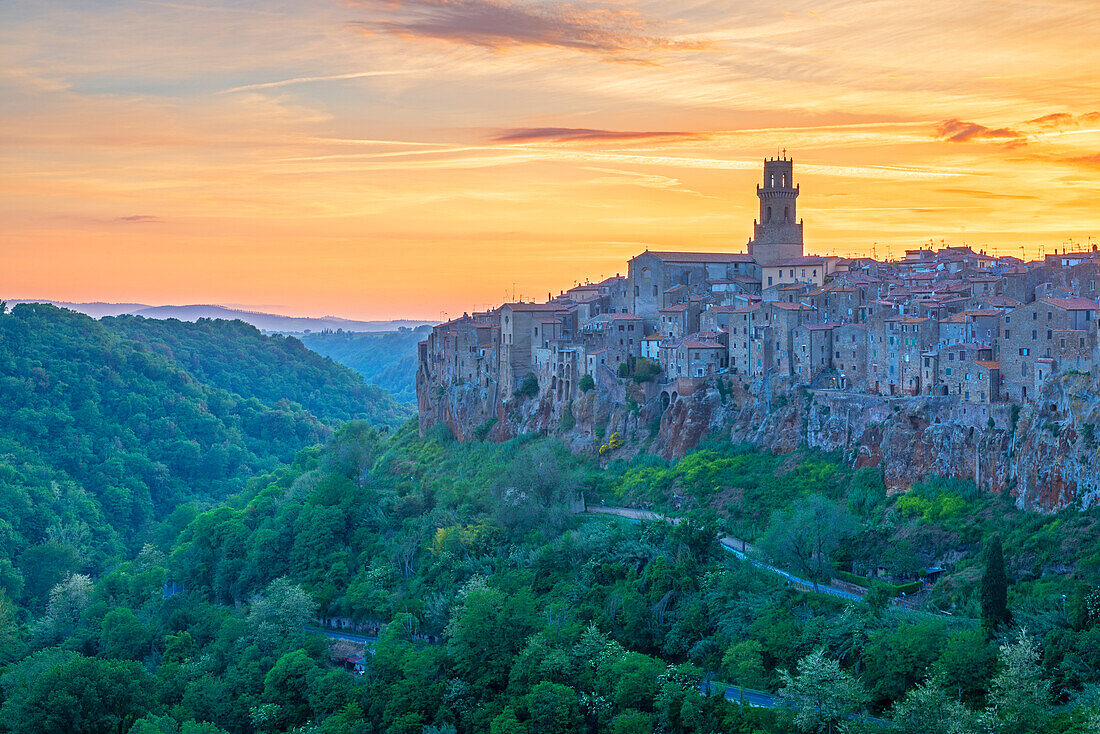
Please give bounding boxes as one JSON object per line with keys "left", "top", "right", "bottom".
{"left": 618, "top": 362, "right": 630, "bottom": 378}
{"left": 633, "top": 358, "right": 661, "bottom": 383}
{"left": 516, "top": 373, "right": 539, "bottom": 398}
{"left": 559, "top": 402, "right": 576, "bottom": 431}
{"left": 473, "top": 417, "right": 497, "bottom": 441}
{"left": 579, "top": 374, "right": 595, "bottom": 392}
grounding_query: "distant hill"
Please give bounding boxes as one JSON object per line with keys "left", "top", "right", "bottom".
{"left": 0, "top": 303, "right": 412, "bottom": 605}
{"left": 5, "top": 299, "right": 432, "bottom": 333}
{"left": 299, "top": 326, "right": 431, "bottom": 404}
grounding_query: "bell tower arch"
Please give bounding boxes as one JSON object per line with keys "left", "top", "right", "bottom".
{"left": 748, "top": 153, "right": 804, "bottom": 266}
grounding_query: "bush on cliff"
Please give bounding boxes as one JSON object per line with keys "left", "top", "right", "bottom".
{"left": 516, "top": 373, "right": 539, "bottom": 398}
{"left": 579, "top": 374, "right": 595, "bottom": 392}
{"left": 633, "top": 357, "right": 661, "bottom": 383}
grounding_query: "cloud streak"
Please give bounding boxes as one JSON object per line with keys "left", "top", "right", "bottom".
{"left": 934, "top": 119, "right": 1024, "bottom": 143}
{"left": 345, "top": 0, "right": 704, "bottom": 60}
{"left": 114, "top": 215, "right": 163, "bottom": 223}
{"left": 222, "top": 69, "right": 418, "bottom": 93}
{"left": 493, "top": 127, "right": 703, "bottom": 144}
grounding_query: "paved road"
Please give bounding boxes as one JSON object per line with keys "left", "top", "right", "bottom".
{"left": 702, "top": 681, "right": 778, "bottom": 708}
{"left": 586, "top": 505, "right": 864, "bottom": 602}
{"left": 307, "top": 627, "right": 378, "bottom": 645}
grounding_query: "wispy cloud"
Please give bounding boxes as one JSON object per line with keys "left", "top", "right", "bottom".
{"left": 222, "top": 69, "right": 418, "bottom": 94}
{"left": 1026, "top": 111, "right": 1100, "bottom": 129}
{"left": 345, "top": 0, "right": 704, "bottom": 60}
{"left": 493, "top": 127, "right": 703, "bottom": 144}
{"left": 934, "top": 119, "right": 1024, "bottom": 143}
{"left": 114, "top": 215, "right": 163, "bottom": 223}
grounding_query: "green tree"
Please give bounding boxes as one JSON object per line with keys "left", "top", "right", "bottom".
{"left": 3, "top": 655, "right": 154, "bottom": 734}
{"left": 934, "top": 628, "right": 997, "bottom": 706}
{"left": 445, "top": 578, "right": 537, "bottom": 690}
{"left": 861, "top": 621, "right": 946, "bottom": 707}
{"left": 263, "top": 649, "right": 321, "bottom": 729}
{"left": 579, "top": 374, "right": 595, "bottom": 392}
{"left": 100, "top": 607, "right": 153, "bottom": 660}
{"left": 760, "top": 495, "right": 857, "bottom": 591}
{"left": 981, "top": 536, "right": 1010, "bottom": 636}
{"left": 776, "top": 649, "right": 868, "bottom": 734}
{"left": 721, "top": 640, "right": 766, "bottom": 689}
{"left": 888, "top": 678, "right": 977, "bottom": 734}
{"left": 610, "top": 709, "right": 654, "bottom": 734}
{"left": 525, "top": 682, "right": 582, "bottom": 734}
{"left": 37, "top": 572, "right": 92, "bottom": 642}
{"left": 983, "top": 629, "right": 1051, "bottom": 734}
{"left": 246, "top": 577, "right": 318, "bottom": 653}
{"left": 0, "top": 590, "right": 21, "bottom": 663}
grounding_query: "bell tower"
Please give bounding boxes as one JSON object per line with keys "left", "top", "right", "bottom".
{"left": 748, "top": 153, "right": 803, "bottom": 266}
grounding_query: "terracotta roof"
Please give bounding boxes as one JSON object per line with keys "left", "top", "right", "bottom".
{"left": 1040, "top": 297, "right": 1098, "bottom": 310}
{"left": 680, "top": 339, "right": 724, "bottom": 349}
{"left": 973, "top": 361, "right": 999, "bottom": 370}
{"left": 771, "top": 255, "right": 826, "bottom": 267}
{"left": 637, "top": 250, "right": 754, "bottom": 263}
{"left": 502, "top": 302, "right": 563, "bottom": 312}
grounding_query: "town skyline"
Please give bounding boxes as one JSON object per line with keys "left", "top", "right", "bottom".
{"left": 4, "top": 1, "right": 1099, "bottom": 320}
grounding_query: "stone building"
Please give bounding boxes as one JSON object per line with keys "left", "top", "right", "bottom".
{"left": 748, "top": 155, "right": 804, "bottom": 266}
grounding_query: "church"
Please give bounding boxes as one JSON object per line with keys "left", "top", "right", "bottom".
{"left": 626, "top": 155, "right": 835, "bottom": 320}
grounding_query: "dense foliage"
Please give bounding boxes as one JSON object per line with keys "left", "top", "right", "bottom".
{"left": 4, "top": 311, "right": 1100, "bottom": 732}
{"left": 5, "top": 416, "right": 1100, "bottom": 733}
{"left": 0, "top": 304, "right": 409, "bottom": 613}
{"left": 298, "top": 328, "right": 430, "bottom": 405}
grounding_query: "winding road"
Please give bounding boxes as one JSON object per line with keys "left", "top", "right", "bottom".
{"left": 585, "top": 505, "right": 864, "bottom": 602}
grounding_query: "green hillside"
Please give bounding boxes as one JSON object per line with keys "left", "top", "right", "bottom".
{"left": 298, "top": 327, "right": 429, "bottom": 404}
{"left": 3, "top": 306, "right": 1099, "bottom": 733}
{"left": 0, "top": 303, "right": 410, "bottom": 609}
{"left": 3, "top": 421, "right": 1097, "bottom": 733}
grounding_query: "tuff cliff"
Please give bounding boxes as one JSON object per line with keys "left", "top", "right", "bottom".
{"left": 418, "top": 370, "right": 1100, "bottom": 512}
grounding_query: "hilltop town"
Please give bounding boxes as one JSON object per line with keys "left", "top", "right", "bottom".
{"left": 417, "top": 157, "right": 1100, "bottom": 509}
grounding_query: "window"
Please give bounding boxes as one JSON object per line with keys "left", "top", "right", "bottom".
{"left": 1047, "top": 312, "right": 1053, "bottom": 320}
{"left": 1032, "top": 330, "right": 1037, "bottom": 340}
{"left": 1047, "top": 329, "right": 1052, "bottom": 340}
{"left": 768, "top": 276, "right": 773, "bottom": 286}
{"left": 1005, "top": 329, "right": 1011, "bottom": 338}
{"left": 1033, "top": 312, "right": 1038, "bottom": 320}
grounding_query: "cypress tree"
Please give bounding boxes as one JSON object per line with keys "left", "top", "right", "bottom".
{"left": 981, "top": 534, "right": 1009, "bottom": 636}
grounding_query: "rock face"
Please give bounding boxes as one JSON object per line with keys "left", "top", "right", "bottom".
{"left": 419, "top": 370, "right": 1100, "bottom": 512}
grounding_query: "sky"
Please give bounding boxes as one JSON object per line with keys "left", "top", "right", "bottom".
{"left": 2, "top": 0, "right": 1099, "bottom": 320}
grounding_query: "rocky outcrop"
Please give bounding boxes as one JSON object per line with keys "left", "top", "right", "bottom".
{"left": 419, "top": 370, "right": 1100, "bottom": 512}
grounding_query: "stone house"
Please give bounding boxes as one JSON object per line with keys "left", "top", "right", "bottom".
{"left": 833, "top": 323, "right": 868, "bottom": 388}
{"left": 792, "top": 323, "right": 838, "bottom": 383}
{"left": 1000, "top": 297, "right": 1098, "bottom": 402}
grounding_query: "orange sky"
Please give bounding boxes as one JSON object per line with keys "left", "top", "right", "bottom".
{"left": 2, "top": 0, "right": 1099, "bottom": 320}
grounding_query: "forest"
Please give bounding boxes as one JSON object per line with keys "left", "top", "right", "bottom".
{"left": 298, "top": 328, "right": 429, "bottom": 405}
{"left": 2, "top": 304, "right": 1099, "bottom": 733}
